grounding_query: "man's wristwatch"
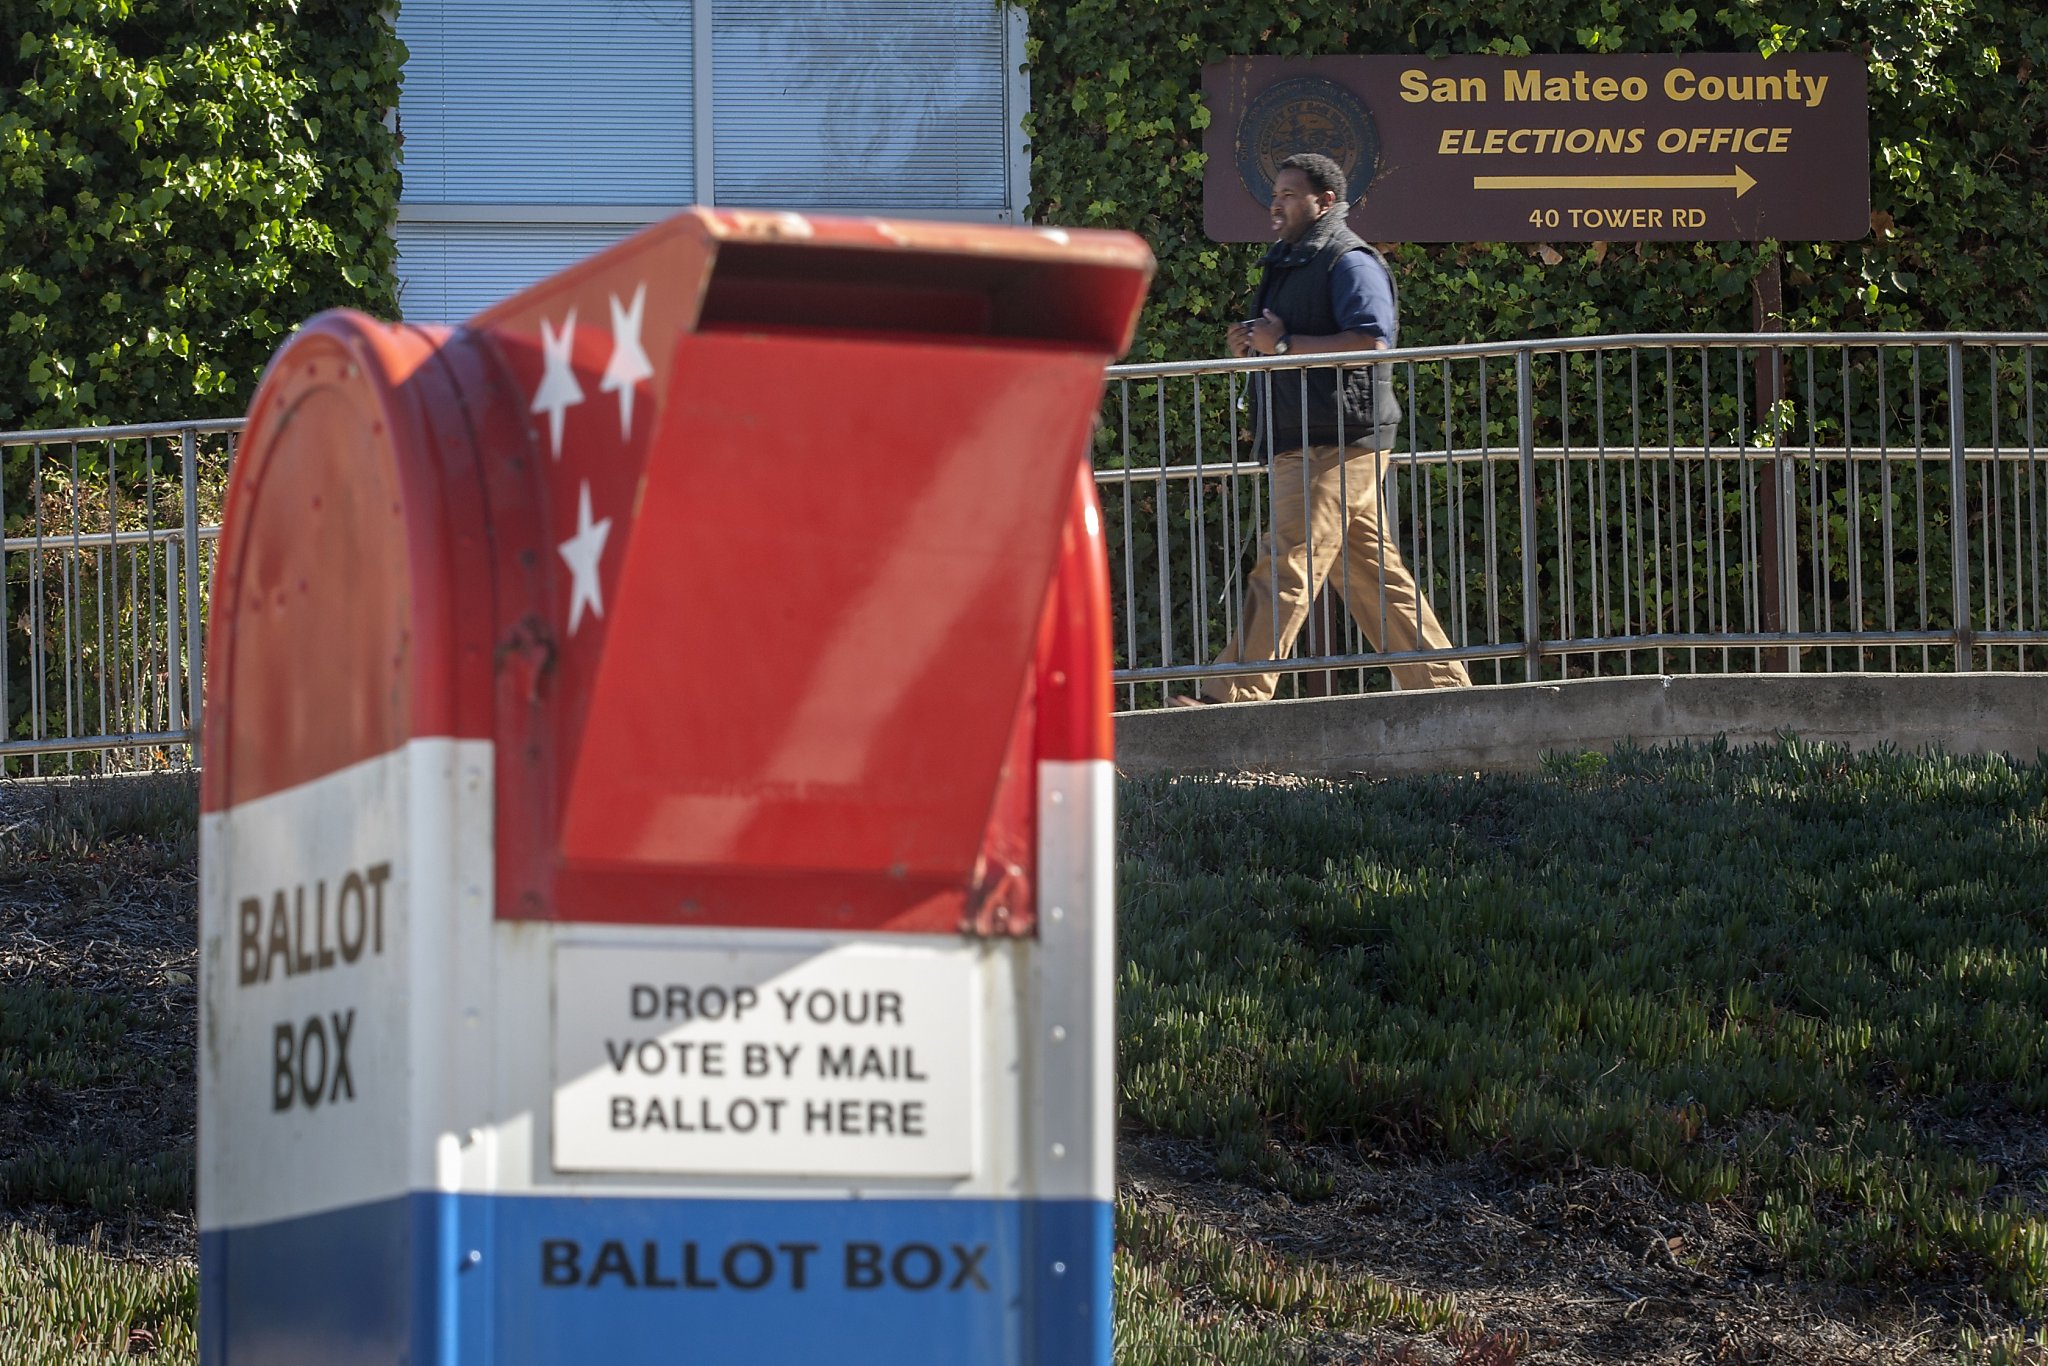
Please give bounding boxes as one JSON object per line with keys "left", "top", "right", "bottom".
{"left": 1273, "top": 334, "right": 1291, "bottom": 355}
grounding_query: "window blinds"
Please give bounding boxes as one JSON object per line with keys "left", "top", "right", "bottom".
{"left": 392, "top": 223, "right": 643, "bottom": 326}
{"left": 711, "top": 0, "right": 1010, "bottom": 211}
{"left": 393, "top": 0, "right": 1017, "bottom": 323}
{"left": 396, "top": 0, "right": 696, "bottom": 205}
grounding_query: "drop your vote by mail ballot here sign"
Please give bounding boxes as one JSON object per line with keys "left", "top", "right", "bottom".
{"left": 553, "top": 941, "right": 978, "bottom": 1176}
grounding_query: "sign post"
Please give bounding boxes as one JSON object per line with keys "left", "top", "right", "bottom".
{"left": 198, "top": 210, "right": 1152, "bottom": 1363}
{"left": 1754, "top": 249, "right": 1792, "bottom": 668}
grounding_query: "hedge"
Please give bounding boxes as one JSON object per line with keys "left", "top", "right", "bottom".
{"left": 0, "top": 0, "right": 404, "bottom": 438}
{"left": 7, "top": 3, "right": 2046, "bottom": 426}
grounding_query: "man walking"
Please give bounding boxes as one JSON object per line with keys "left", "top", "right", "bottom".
{"left": 1174, "top": 152, "right": 1469, "bottom": 704}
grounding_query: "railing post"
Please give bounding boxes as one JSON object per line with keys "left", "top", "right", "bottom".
{"left": 165, "top": 538, "right": 183, "bottom": 739}
{"left": 1516, "top": 349, "right": 1541, "bottom": 678}
{"left": 1154, "top": 378, "right": 1173, "bottom": 673}
{"left": 181, "top": 425, "right": 204, "bottom": 753}
{"left": 1947, "top": 342, "right": 1973, "bottom": 671}
{"left": 1778, "top": 445, "right": 1800, "bottom": 672}
{"left": 0, "top": 440, "right": 7, "bottom": 765}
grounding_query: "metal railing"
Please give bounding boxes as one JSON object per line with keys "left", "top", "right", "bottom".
{"left": 1, "top": 419, "right": 241, "bottom": 770}
{"left": 9, "top": 332, "right": 2048, "bottom": 760}
{"left": 1099, "top": 332, "right": 2048, "bottom": 708}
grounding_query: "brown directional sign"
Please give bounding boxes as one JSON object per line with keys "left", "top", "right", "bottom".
{"left": 1202, "top": 54, "right": 1868, "bottom": 243}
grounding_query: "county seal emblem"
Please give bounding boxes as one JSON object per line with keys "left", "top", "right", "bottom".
{"left": 1235, "top": 76, "right": 1381, "bottom": 206}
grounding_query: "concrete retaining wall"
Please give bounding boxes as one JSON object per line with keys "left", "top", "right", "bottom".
{"left": 1115, "top": 674, "right": 2048, "bottom": 777}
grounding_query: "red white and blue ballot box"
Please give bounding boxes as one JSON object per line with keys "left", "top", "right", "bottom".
{"left": 196, "top": 210, "right": 1152, "bottom": 1364}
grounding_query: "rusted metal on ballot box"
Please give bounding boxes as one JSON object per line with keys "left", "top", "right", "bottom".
{"left": 196, "top": 209, "right": 1152, "bottom": 1364}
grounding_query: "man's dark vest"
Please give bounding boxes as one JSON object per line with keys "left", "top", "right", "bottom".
{"left": 1251, "top": 211, "right": 1401, "bottom": 452}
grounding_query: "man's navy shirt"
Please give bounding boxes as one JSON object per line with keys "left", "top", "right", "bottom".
{"left": 1328, "top": 250, "right": 1396, "bottom": 348}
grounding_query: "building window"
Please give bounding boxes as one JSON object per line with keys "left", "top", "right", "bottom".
{"left": 393, "top": 0, "right": 1026, "bottom": 323}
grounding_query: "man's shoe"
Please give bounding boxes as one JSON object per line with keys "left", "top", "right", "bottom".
{"left": 1166, "top": 694, "right": 1214, "bottom": 708}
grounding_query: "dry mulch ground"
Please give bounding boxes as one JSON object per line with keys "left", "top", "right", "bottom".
{"left": 1124, "top": 1135, "right": 1980, "bottom": 1363}
{"left": 0, "top": 776, "right": 198, "bottom": 1264}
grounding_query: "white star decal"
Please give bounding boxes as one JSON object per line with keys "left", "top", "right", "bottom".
{"left": 531, "top": 308, "right": 584, "bottom": 460}
{"left": 557, "top": 480, "right": 612, "bottom": 635}
{"left": 600, "top": 283, "right": 655, "bottom": 440}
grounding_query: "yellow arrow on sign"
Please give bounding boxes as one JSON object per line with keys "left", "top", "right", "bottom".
{"left": 1473, "top": 166, "right": 1758, "bottom": 198}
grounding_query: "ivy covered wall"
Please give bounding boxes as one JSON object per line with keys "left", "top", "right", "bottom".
{"left": 4, "top": 2, "right": 2044, "bottom": 427}
{"left": 1018, "top": 1, "right": 2048, "bottom": 362}
{"left": 0, "top": 0, "right": 405, "bottom": 432}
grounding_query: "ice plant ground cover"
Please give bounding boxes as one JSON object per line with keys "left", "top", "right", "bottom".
{"left": 0, "top": 774, "right": 197, "bottom": 1361}
{"left": 8, "top": 744, "right": 2048, "bottom": 1362}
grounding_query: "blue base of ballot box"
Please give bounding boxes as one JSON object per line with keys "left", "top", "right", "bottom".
{"left": 202, "top": 1193, "right": 1112, "bottom": 1365}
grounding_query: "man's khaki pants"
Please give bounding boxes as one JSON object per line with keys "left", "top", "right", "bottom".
{"left": 1202, "top": 443, "right": 1470, "bottom": 702}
